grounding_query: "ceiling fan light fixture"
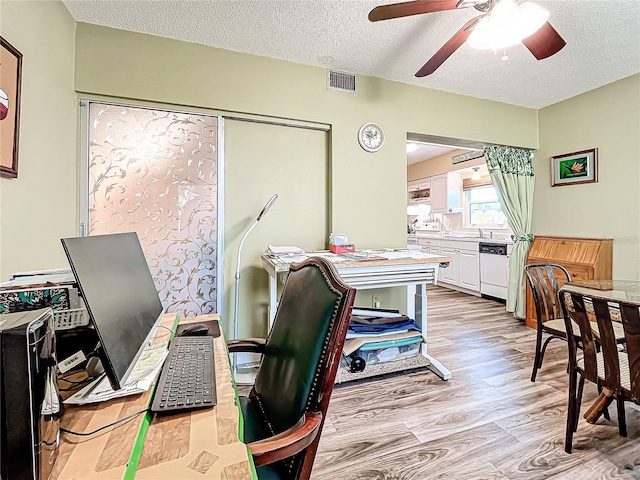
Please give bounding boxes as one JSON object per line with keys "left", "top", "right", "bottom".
{"left": 467, "top": 0, "right": 549, "bottom": 51}
{"left": 467, "top": 16, "right": 521, "bottom": 51}
{"left": 456, "top": 0, "right": 481, "bottom": 8}
{"left": 517, "top": 2, "right": 549, "bottom": 38}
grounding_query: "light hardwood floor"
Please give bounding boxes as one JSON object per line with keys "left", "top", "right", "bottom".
{"left": 311, "top": 286, "right": 640, "bottom": 480}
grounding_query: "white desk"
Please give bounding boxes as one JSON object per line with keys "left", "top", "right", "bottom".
{"left": 261, "top": 251, "right": 453, "bottom": 380}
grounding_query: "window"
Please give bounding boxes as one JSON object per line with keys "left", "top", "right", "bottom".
{"left": 465, "top": 186, "right": 508, "bottom": 227}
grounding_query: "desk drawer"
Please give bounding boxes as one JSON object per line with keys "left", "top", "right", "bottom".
{"left": 565, "top": 265, "right": 592, "bottom": 281}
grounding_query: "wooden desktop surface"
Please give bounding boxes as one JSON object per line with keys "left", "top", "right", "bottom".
{"left": 51, "top": 313, "right": 254, "bottom": 480}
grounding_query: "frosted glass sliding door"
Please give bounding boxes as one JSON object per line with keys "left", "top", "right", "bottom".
{"left": 84, "top": 101, "right": 222, "bottom": 317}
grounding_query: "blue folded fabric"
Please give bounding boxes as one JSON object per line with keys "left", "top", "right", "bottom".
{"left": 348, "top": 319, "right": 420, "bottom": 334}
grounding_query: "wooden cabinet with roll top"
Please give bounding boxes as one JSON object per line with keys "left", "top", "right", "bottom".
{"left": 525, "top": 236, "right": 613, "bottom": 329}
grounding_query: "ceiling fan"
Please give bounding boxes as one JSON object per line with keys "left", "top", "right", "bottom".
{"left": 369, "top": 0, "right": 566, "bottom": 76}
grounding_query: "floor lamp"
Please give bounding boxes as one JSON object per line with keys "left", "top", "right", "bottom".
{"left": 232, "top": 194, "right": 278, "bottom": 384}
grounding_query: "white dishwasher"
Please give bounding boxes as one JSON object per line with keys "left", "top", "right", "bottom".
{"left": 479, "top": 242, "right": 510, "bottom": 300}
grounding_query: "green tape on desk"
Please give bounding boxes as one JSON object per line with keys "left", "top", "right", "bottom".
{"left": 124, "top": 411, "right": 153, "bottom": 480}
{"left": 222, "top": 316, "right": 259, "bottom": 480}
{"left": 123, "top": 313, "right": 180, "bottom": 480}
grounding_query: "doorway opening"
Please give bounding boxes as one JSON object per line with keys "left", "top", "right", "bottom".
{"left": 406, "top": 133, "right": 511, "bottom": 237}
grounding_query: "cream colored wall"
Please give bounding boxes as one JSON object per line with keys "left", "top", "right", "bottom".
{"left": 536, "top": 74, "right": 640, "bottom": 280}
{"left": 408, "top": 150, "right": 486, "bottom": 180}
{"left": 73, "top": 25, "right": 538, "bottom": 248}
{"left": 0, "top": 1, "right": 76, "bottom": 279}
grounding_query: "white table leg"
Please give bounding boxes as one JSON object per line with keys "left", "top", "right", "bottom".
{"left": 414, "top": 283, "right": 452, "bottom": 381}
{"left": 424, "top": 354, "right": 451, "bottom": 380}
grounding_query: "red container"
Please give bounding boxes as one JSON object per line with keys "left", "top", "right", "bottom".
{"left": 330, "top": 244, "right": 355, "bottom": 254}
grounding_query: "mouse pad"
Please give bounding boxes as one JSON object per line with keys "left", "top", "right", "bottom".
{"left": 175, "top": 319, "right": 221, "bottom": 338}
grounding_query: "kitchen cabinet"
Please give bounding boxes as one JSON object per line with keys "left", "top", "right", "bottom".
{"left": 525, "top": 235, "right": 612, "bottom": 329}
{"left": 438, "top": 239, "right": 480, "bottom": 293}
{"left": 407, "top": 178, "right": 431, "bottom": 204}
{"left": 440, "top": 246, "right": 458, "bottom": 284}
{"left": 458, "top": 249, "right": 480, "bottom": 291}
{"left": 430, "top": 173, "right": 462, "bottom": 214}
{"left": 408, "top": 178, "right": 430, "bottom": 192}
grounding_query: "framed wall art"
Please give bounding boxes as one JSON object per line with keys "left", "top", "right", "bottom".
{"left": 551, "top": 148, "right": 598, "bottom": 187}
{"left": 0, "top": 37, "right": 22, "bottom": 178}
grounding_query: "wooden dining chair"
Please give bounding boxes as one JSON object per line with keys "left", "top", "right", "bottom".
{"left": 525, "top": 263, "right": 625, "bottom": 382}
{"left": 525, "top": 263, "right": 573, "bottom": 381}
{"left": 227, "top": 256, "right": 356, "bottom": 480}
{"left": 559, "top": 288, "right": 640, "bottom": 453}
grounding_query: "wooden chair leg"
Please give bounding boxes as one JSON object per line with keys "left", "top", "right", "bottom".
{"left": 574, "top": 375, "right": 585, "bottom": 432}
{"left": 531, "top": 329, "right": 544, "bottom": 382}
{"left": 565, "top": 371, "right": 578, "bottom": 453}
{"left": 532, "top": 334, "right": 557, "bottom": 382}
{"left": 617, "top": 397, "right": 627, "bottom": 437}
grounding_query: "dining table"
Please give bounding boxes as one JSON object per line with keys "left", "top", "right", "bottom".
{"left": 560, "top": 279, "right": 640, "bottom": 423}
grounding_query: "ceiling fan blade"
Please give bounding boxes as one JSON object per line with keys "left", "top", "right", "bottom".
{"left": 369, "top": 0, "right": 461, "bottom": 22}
{"left": 521, "top": 21, "right": 567, "bottom": 60}
{"left": 416, "top": 16, "right": 480, "bottom": 77}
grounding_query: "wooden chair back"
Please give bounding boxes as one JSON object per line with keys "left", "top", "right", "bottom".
{"left": 526, "top": 263, "right": 571, "bottom": 324}
{"left": 559, "top": 289, "right": 640, "bottom": 401}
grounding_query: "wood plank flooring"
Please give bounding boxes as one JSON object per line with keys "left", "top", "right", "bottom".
{"left": 311, "top": 286, "right": 640, "bottom": 480}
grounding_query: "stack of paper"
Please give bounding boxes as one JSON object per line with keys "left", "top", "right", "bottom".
{"left": 64, "top": 341, "right": 169, "bottom": 405}
{"left": 267, "top": 245, "right": 305, "bottom": 254}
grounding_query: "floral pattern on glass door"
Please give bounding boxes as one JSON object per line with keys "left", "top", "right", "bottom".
{"left": 88, "top": 102, "right": 219, "bottom": 316}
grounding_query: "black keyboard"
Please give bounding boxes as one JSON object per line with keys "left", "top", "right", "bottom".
{"left": 150, "top": 335, "right": 217, "bottom": 413}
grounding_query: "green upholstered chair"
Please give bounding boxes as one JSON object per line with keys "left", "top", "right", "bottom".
{"left": 227, "top": 256, "right": 356, "bottom": 480}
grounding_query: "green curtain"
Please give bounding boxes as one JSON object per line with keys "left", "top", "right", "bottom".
{"left": 484, "top": 145, "right": 535, "bottom": 319}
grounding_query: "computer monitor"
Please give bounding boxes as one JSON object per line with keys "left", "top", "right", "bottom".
{"left": 61, "top": 232, "right": 164, "bottom": 390}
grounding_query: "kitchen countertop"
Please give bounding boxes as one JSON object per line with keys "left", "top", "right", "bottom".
{"left": 409, "top": 232, "right": 514, "bottom": 245}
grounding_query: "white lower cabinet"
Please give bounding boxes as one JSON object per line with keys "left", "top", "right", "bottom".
{"left": 439, "top": 246, "right": 458, "bottom": 284}
{"left": 413, "top": 237, "right": 480, "bottom": 293}
{"left": 458, "top": 249, "right": 480, "bottom": 291}
{"left": 438, "top": 240, "right": 480, "bottom": 294}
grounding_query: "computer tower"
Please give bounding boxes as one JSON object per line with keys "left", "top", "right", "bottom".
{"left": 0, "top": 309, "right": 60, "bottom": 480}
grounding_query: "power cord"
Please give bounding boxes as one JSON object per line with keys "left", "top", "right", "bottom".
{"left": 60, "top": 408, "right": 149, "bottom": 437}
{"left": 58, "top": 377, "right": 94, "bottom": 391}
{"left": 155, "top": 325, "right": 176, "bottom": 336}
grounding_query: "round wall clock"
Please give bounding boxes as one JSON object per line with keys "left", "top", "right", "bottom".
{"left": 358, "top": 122, "right": 385, "bottom": 153}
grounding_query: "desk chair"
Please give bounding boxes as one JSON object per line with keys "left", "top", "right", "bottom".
{"left": 228, "top": 257, "right": 356, "bottom": 480}
{"left": 559, "top": 289, "right": 640, "bottom": 453}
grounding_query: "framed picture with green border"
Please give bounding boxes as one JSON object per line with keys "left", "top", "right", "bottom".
{"left": 551, "top": 148, "right": 598, "bottom": 187}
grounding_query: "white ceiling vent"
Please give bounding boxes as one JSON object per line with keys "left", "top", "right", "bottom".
{"left": 326, "top": 70, "right": 358, "bottom": 95}
{"left": 452, "top": 149, "right": 484, "bottom": 164}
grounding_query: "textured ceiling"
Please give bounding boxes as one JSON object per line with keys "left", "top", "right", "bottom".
{"left": 407, "top": 144, "right": 458, "bottom": 164}
{"left": 62, "top": 0, "right": 640, "bottom": 109}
